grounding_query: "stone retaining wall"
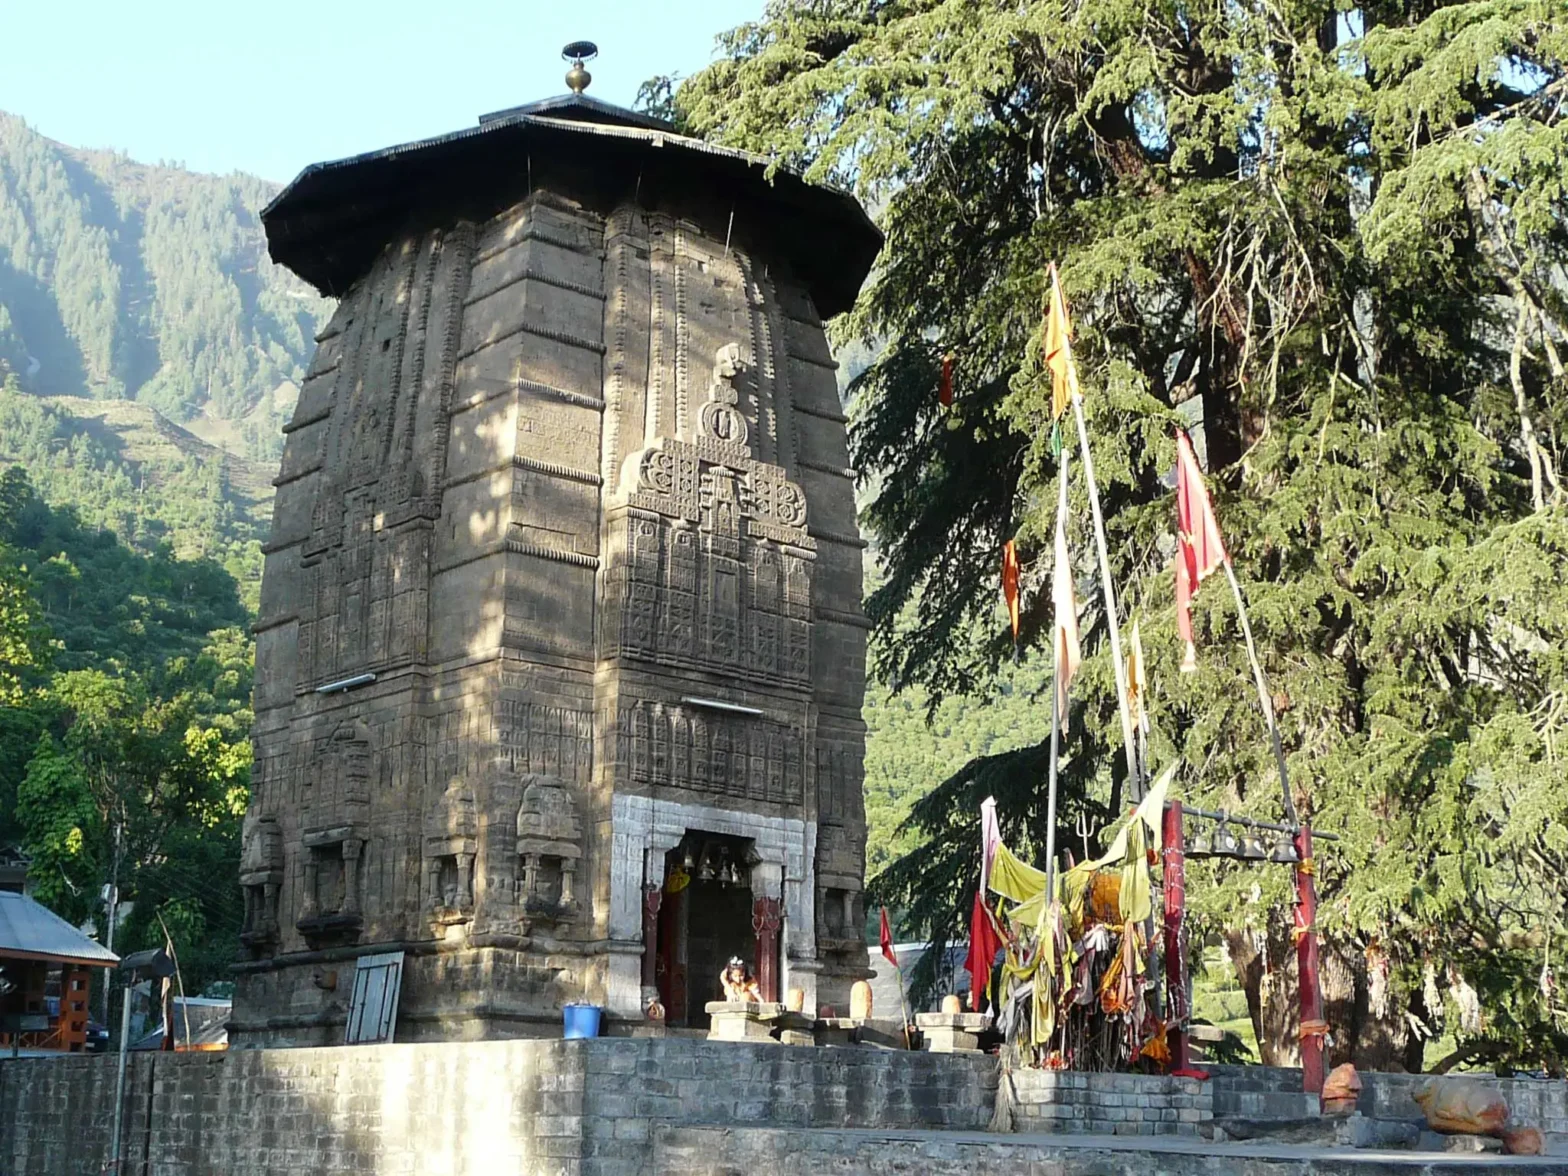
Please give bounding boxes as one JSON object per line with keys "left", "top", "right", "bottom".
{"left": 0, "top": 1038, "right": 996, "bottom": 1175}
{"left": 1008, "top": 1069, "right": 1211, "bottom": 1136}
{"left": 1207, "top": 1063, "right": 1568, "bottom": 1134}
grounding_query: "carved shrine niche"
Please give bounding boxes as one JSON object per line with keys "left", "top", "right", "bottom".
{"left": 616, "top": 700, "right": 799, "bottom": 807}
{"left": 296, "top": 722, "right": 373, "bottom": 947}
{"left": 607, "top": 345, "right": 815, "bottom": 685}
{"left": 425, "top": 781, "right": 478, "bottom": 929}
{"left": 515, "top": 775, "right": 583, "bottom": 925}
{"left": 239, "top": 812, "right": 284, "bottom": 954}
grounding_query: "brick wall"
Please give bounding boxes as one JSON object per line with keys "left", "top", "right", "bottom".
{"left": 1007, "top": 1069, "right": 1211, "bottom": 1136}
{"left": 0, "top": 1038, "right": 996, "bottom": 1176}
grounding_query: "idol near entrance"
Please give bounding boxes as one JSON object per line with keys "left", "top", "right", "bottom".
{"left": 231, "top": 56, "right": 882, "bottom": 1044}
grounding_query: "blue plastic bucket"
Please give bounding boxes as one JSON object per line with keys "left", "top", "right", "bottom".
{"left": 563, "top": 1003, "right": 602, "bottom": 1039}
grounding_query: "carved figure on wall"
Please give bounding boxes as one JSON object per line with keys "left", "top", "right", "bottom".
{"left": 239, "top": 811, "right": 284, "bottom": 951}
{"left": 426, "top": 780, "right": 478, "bottom": 928}
{"left": 516, "top": 774, "right": 582, "bottom": 921}
{"left": 297, "top": 721, "right": 374, "bottom": 947}
{"left": 698, "top": 343, "right": 749, "bottom": 450}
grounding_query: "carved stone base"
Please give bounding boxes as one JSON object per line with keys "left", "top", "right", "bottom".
{"left": 705, "top": 1000, "right": 784, "bottom": 1041}
{"left": 914, "top": 1011, "right": 989, "bottom": 1053}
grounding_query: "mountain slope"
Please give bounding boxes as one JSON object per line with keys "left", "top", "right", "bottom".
{"left": 0, "top": 379, "right": 272, "bottom": 607}
{"left": 0, "top": 111, "right": 329, "bottom": 459}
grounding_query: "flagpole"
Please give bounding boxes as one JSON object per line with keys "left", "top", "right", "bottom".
{"left": 1068, "top": 393, "right": 1141, "bottom": 800}
{"left": 1042, "top": 450, "right": 1071, "bottom": 897}
{"left": 1220, "top": 556, "right": 1298, "bottom": 825}
{"left": 893, "top": 961, "right": 914, "bottom": 1050}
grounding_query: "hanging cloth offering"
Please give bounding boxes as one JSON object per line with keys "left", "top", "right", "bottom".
{"left": 938, "top": 352, "right": 956, "bottom": 407}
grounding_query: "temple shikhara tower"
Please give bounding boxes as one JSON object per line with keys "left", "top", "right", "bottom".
{"left": 231, "top": 62, "right": 881, "bottom": 1044}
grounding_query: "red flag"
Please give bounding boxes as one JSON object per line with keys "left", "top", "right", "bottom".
{"left": 1001, "top": 540, "right": 1021, "bottom": 642}
{"left": 1174, "top": 429, "right": 1227, "bottom": 671}
{"left": 879, "top": 906, "right": 899, "bottom": 969}
{"left": 964, "top": 889, "right": 1003, "bottom": 1011}
{"left": 938, "top": 353, "right": 955, "bottom": 407}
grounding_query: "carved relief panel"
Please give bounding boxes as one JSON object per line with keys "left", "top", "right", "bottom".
{"left": 616, "top": 700, "right": 800, "bottom": 807}
{"left": 605, "top": 345, "right": 816, "bottom": 686}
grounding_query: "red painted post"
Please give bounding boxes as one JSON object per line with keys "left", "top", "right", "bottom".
{"left": 752, "top": 897, "right": 784, "bottom": 1002}
{"left": 641, "top": 884, "right": 662, "bottom": 992}
{"left": 1294, "top": 826, "right": 1325, "bottom": 1096}
{"left": 1161, "top": 801, "right": 1190, "bottom": 1071}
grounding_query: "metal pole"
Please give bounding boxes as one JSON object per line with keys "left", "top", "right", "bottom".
{"left": 1220, "top": 557, "right": 1297, "bottom": 825}
{"left": 109, "top": 978, "right": 132, "bottom": 1172}
{"left": 1042, "top": 452, "right": 1068, "bottom": 897}
{"left": 1068, "top": 394, "right": 1141, "bottom": 799}
{"left": 102, "top": 820, "right": 121, "bottom": 1024}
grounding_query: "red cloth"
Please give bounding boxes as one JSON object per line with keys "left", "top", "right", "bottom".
{"left": 939, "top": 353, "right": 955, "bottom": 407}
{"left": 1174, "top": 429, "right": 1226, "bottom": 670}
{"left": 879, "top": 906, "right": 898, "bottom": 969}
{"left": 1001, "top": 540, "right": 1021, "bottom": 641}
{"left": 964, "top": 890, "right": 1003, "bottom": 1011}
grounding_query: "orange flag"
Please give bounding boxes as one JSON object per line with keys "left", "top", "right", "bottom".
{"left": 939, "top": 353, "right": 955, "bottom": 407}
{"left": 1052, "top": 493, "right": 1081, "bottom": 725}
{"left": 1174, "top": 428, "right": 1227, "bottom": 672}
{"left": 1001, "top": 539, "right": 1021, "bottom": 642}
{"left": 1043, "top": 264, "right": 1079, "bottom": 421}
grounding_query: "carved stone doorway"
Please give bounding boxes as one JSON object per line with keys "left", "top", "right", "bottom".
{"left": 656, "top": 831, "right": 762, "bottom": 1029}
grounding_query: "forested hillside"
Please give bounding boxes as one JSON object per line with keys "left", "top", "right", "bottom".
{"left": 0, "top": 111, "right": 329, "bottom": 460}
{"left": 0, "top": 462, "right": 251, "bottom": 994}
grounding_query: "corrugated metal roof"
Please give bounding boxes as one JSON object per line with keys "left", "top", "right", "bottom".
{"left": 132, "top": 998, "right": 231, "bottom": 1051}
{"left": 0, "top": 890, "right": 120, "bottom": 967}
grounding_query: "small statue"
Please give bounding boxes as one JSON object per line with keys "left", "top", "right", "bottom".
{"left": 720, "top": 956, "right": 763, "bottom": 1004}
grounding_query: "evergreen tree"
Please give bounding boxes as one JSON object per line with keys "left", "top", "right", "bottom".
{"left": 677, "top": 0, "right": 1568, "bottom": 1071}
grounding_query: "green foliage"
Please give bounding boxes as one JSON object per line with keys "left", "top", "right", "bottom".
{"left": 0, "top": 111, "right": 330, "bottom": 458}
{"left": 681, "top": 0, "right": 1568, "bottom": 1071}
{"left": 0, "top": 465, "right": 253, "bottom": 990}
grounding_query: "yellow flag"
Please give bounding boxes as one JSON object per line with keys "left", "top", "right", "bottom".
{"left": 1126, "top": 618, "right": 1147, "bottom": 726}
{"left": 1044, "top": 264, "right": 1079, "bottom": 421}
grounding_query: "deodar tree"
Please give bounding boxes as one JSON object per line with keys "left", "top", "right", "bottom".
{"left": 674, "top": 0, "right": 1568, "bottom": 1072}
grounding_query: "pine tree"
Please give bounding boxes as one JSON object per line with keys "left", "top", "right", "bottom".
{"left": 677, "top": 0, "right": 1568, "bottom": 1071}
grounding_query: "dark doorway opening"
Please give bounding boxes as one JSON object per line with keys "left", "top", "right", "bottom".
{"left": 656, "top": 831, "right": 758, "bottom": 1029}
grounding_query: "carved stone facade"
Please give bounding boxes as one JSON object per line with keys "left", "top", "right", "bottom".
{"left": 233, "top": 96, "right": 879, "bottom": 1044}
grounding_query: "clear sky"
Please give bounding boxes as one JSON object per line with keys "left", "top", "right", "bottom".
{"left": 0, "top": 0, "right": 763, "bottom": 184}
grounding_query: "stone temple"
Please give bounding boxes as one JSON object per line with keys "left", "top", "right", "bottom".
{"left": 230, "top": 77, "right": 881, "bottom": 1044}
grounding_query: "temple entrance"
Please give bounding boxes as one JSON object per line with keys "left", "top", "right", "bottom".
{"left": 655, "top": 831, "right": 765, "bottom": 1029}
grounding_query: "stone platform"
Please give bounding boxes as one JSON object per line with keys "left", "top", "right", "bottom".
{"left": 656, "top": 1125, "right": 1566, "bottom": 1174}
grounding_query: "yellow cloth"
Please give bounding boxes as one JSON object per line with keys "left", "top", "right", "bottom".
{"left": 990, "top": 764, "right": 1175, "bottom": 930}
{"left": 989, "top": 841, "right": 1049, "bottom": 904}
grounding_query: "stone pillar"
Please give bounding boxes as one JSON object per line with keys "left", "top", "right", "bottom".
{"left": 342, "top": 839, "right": 362, "bottom": 915}
{"left": 300, "top": 855, "right": 319, "bottom": 919}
